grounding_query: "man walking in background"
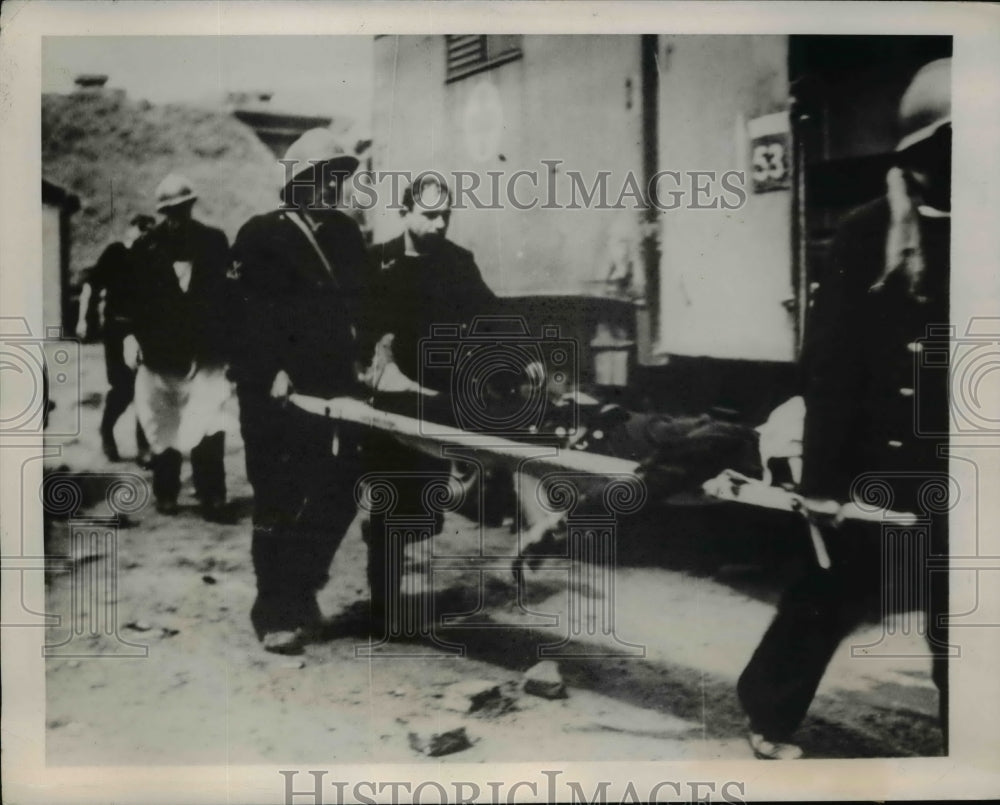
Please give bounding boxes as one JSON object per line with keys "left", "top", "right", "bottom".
{"left": 123, "top": 174, "right": 232, "bottom": 519}
{"left": 76, "top": 213, "right": 156, "bottom": 464}
{"left": 230, "top": 129, "right": 368, "bottom": 654}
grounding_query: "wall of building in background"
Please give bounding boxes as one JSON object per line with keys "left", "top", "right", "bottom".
{"left": 655, "top": 35, "right": 795, "bottom": 363}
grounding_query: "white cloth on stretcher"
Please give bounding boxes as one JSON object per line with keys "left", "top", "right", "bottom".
{"left": 756, "top": 395, "right": 804, "bottom": 486}
{"left": 134, "top": 364, "right": 231, "bottom": 454}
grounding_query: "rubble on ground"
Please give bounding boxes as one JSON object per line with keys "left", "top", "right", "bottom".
{"left": 522, "top": 660, "right": 567, "bottom": 699}
{"left": 407, "top": 723, "right": 472, "bottom": 757}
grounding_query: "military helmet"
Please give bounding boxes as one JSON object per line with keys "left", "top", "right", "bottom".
{"left": 282, "top": 128, "right": 359, "bottom": 185}
{"left": 897, "top": 58, "right": 951, "bottom": 153}
{"left": 154, "top": 173, "right": 198, "bottom": 212}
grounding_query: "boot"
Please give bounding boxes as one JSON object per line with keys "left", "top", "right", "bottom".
{"left": 192, "top": 431, "right": 227, "bottom": 520}
{"left": 101, "top": 429, "right": 121, "bottom": 462}
{"left": 151, "top": 448, "right": 182, "bottom": 514}
{"left": 364, "top": 517, "right": 404, "bottom": 638}
{"left": 100, "top": 418, "right": 121, "bottom": 462}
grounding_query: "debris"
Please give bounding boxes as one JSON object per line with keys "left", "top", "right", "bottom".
{"left": 407, "top": 723, "right": 472, "bottom": 757}
{"left": 441, "top": 679, "right": 503, "bottom": 713}
{"left": 202, "top": 574, "right": 217, "bottom": 585}
{"left": 160, "top": 627, "right": 180, "bottom": 638}
{"left": 124, "top": 620, "right": 152, "bottom": 632}
{"left": 278, "top": 658, "right": 306, "bottom": 670}
{"left": 522, "top": 660, "right": 567, "bottom": 699}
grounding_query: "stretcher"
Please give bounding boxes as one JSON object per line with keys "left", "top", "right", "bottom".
{"left": 290, "top": 393, "right": 920, "bottom": 571}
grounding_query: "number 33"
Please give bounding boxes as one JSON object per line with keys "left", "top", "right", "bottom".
{"left": 752, "top": 142, "right": 787, "bottom": 182}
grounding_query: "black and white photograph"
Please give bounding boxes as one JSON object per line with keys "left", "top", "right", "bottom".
{"left": 3, "top": 2, "right": 1000, "bottom": 803}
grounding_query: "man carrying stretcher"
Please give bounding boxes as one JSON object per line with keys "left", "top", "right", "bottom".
{"left": 359, "top": 174, "right": 500, "bottom": 634}
{"left": 737, "top": 58, "right": 953, "bottom": 760}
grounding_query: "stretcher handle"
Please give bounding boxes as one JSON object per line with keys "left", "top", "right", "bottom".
{"left": 706, "top": 469, "right": 920, "bottom": 571}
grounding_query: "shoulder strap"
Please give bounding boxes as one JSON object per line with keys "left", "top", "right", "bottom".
{"left": 286, "top": 210, "right": 340, "bottom": 290}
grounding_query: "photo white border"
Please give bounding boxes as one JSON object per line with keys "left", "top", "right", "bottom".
{"left": 3, "top": 2, "right": 1000, "bottom": 802}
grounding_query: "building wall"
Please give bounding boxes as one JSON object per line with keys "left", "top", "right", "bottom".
{"left": 655, "top": 35, "right": 795, "bottom": 362}
{"left": 371, "top": 35, "right": 646, "bottom": 298}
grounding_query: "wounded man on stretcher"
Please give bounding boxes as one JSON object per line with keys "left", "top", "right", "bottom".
{"left": 361, "top": 331, "right": 769, "bottom": 482}
{"left": 291, "top": 340, "right": 908, "bottom": 572}
{"left": 310, "top": 339, "right": 825, "bottom": 544}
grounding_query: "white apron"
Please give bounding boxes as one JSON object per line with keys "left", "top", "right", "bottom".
{"left": 134, "top": 364, "right": 230, "bottom": 454}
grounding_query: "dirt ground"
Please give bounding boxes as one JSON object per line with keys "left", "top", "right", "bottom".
{"left": 41, "top": 343, "right": 944, "bottom": 765}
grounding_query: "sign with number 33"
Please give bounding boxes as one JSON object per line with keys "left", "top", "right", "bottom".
{"left": 748, "top": 112, "right": 791, "bottom": 193}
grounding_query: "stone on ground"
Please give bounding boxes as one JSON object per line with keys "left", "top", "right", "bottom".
{"left": 522, "top": 660, "right": 567, "bottom": 699}
{"left": 407, "top": 722, "right": 472, "bottom": 757}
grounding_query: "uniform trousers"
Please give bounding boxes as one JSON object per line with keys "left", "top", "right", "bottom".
{"left": 237, "top": 388, "right": 361, "bottom": 637}
{"left": 737, "top": 514, "right": 949, "bottom": 751}
{"left": 101, "top": 320, "right": 148, "bottom": 453}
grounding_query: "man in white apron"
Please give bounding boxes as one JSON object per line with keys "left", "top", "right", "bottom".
{"left": 123, "top": 174, "right": 233, "bottom": 518}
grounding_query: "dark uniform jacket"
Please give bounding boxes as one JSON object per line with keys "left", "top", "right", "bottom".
{"left": 230, "top": 208, "right": 367, "bottom": 399}
{"left": 84, "top": 241, "right": 133, "bottom": 324}
{"left": 800, "top": 196, "right": 950, "bottom": 515}
{"left": 126, "top": 218, "right": 231, "bottom": 376}
{"left": 363, "top": 234, "right": 497, "bottom": 393}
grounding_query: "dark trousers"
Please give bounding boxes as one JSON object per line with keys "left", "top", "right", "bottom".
{"left": 238, "top": 388, "right": 360, "bottom": 637}
{"left": 362, "top": 432, "right": 448, "bottom": 621}
{"left": 363, "top": 391, "right": 455, "bottom": 618}
{"left": 150, "top": 431, "right": 226, "bottom": 503}
{"left": 101, "top": 322, "right": 148, "bottom": 452}
{"left": 737, "top": 516, "right": 949, "bottom": 751}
